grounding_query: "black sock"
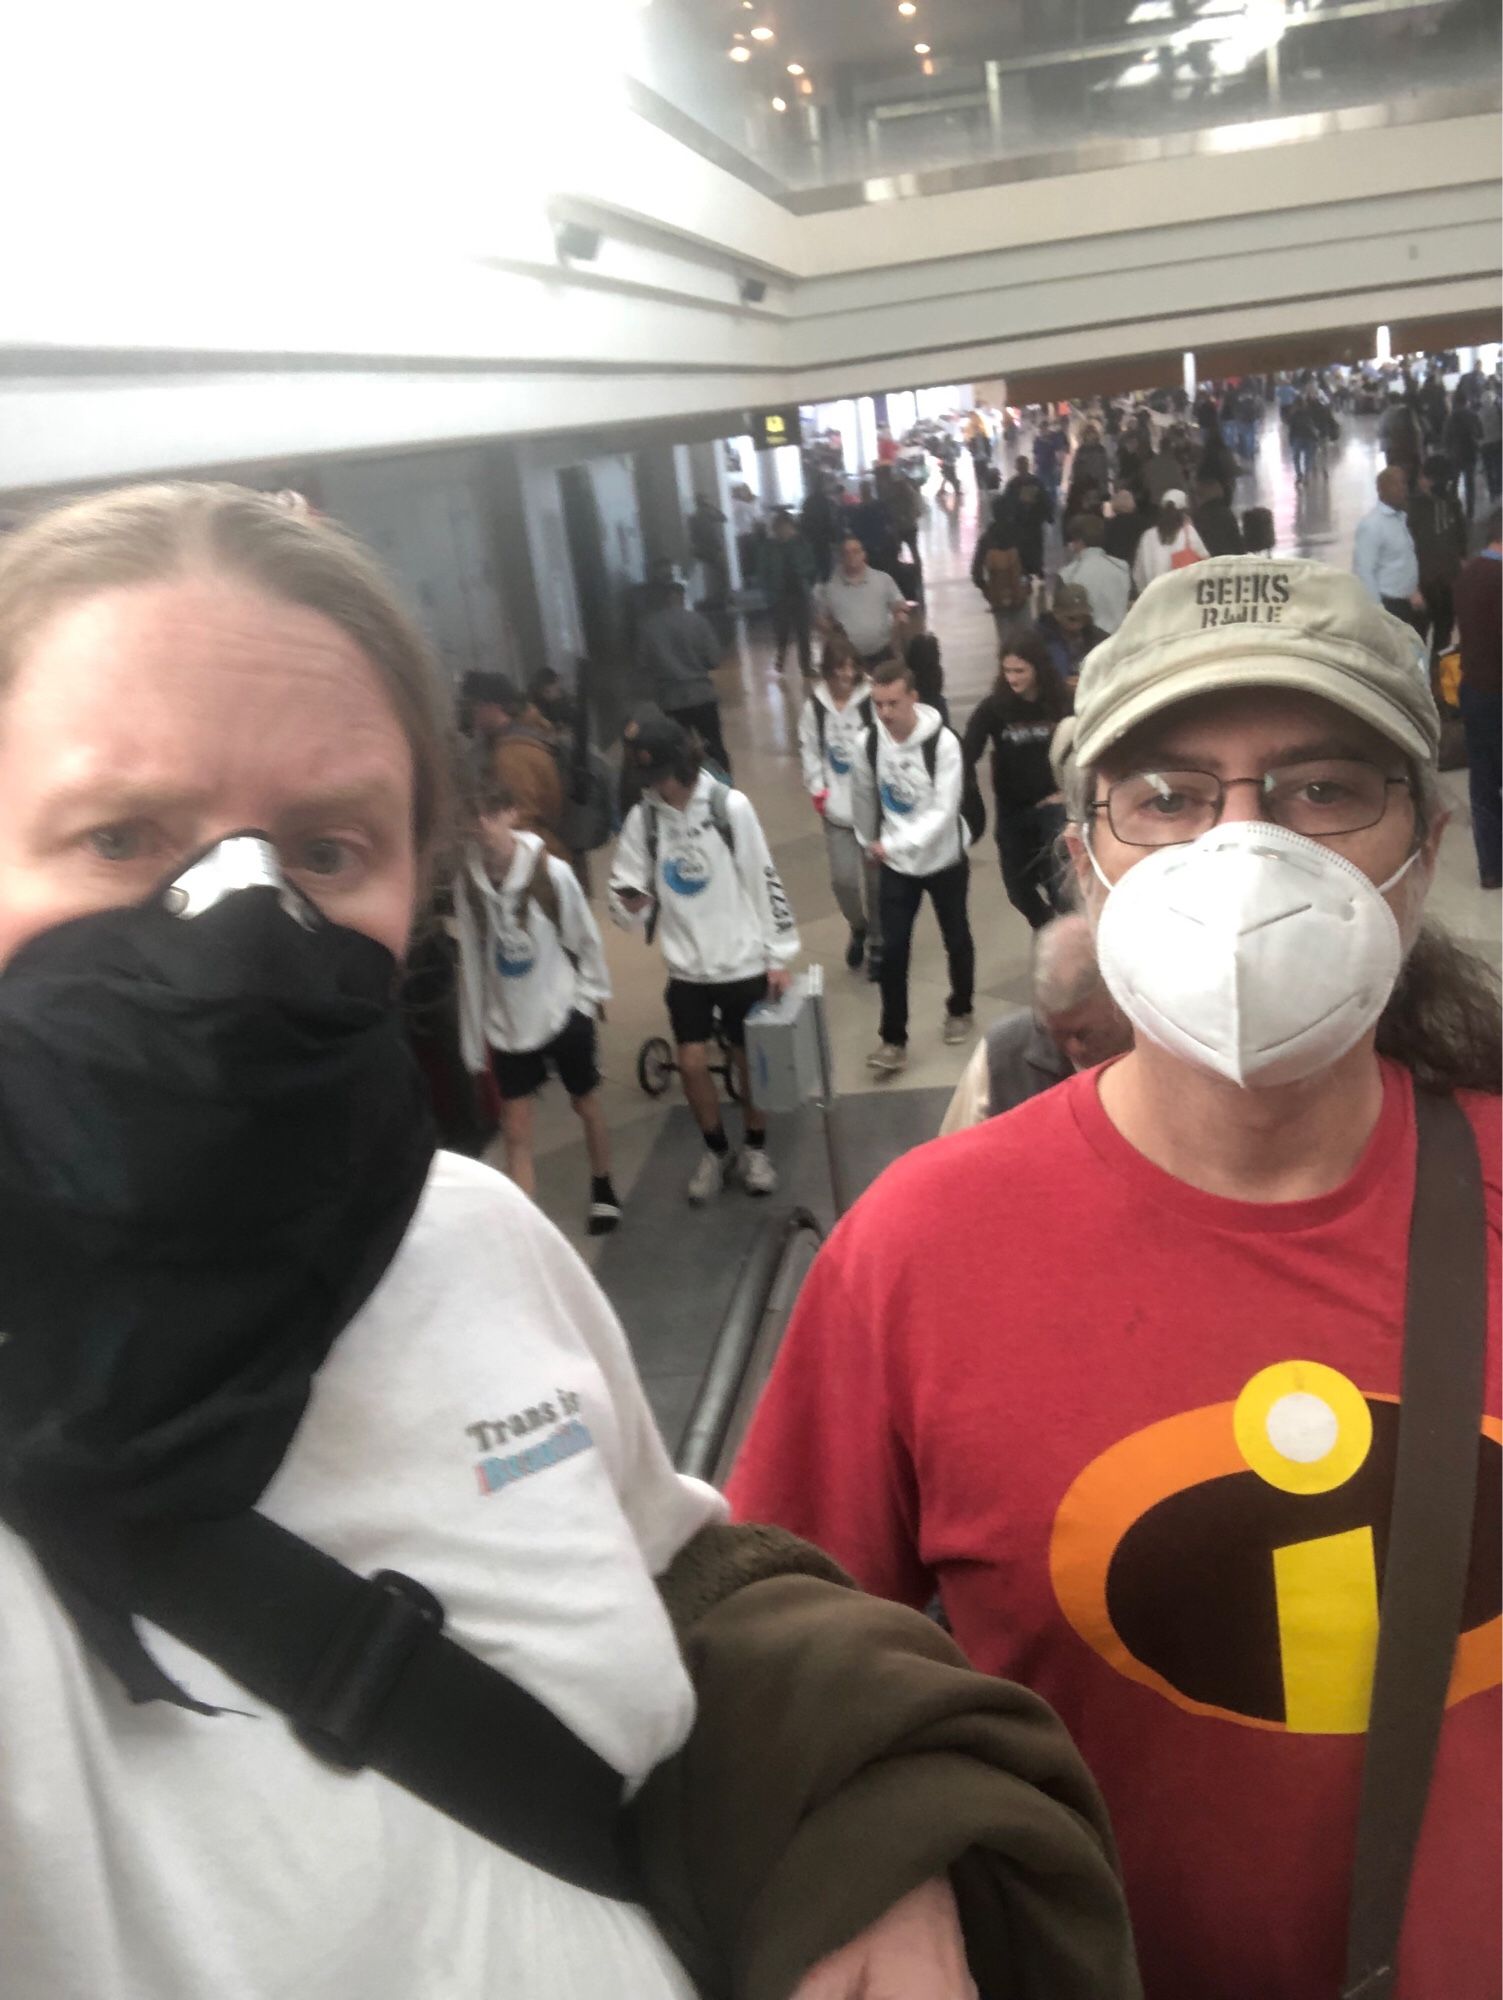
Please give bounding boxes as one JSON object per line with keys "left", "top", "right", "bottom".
{"left": 704, "top": 1126, "right": 730, "bottom": 1156}
{"left": 590, "top": 1175, "right": 617, "bottom": 1202}
{"left": 743, "top": 1128, "right": 767, "bottom": 1150}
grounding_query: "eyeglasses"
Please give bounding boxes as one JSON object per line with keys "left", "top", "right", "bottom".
{"left": 1089, "top": 758, "right": 1412, "bottom": 848}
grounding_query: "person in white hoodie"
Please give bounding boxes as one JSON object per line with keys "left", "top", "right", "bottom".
{"left": 609, "top": 709, "right": 800, "bottom": 1204}
{"left": 852, "top": 659, "right": 976, "bottom": 1075}
{"left": 1131, "top": 489, "right": 1208, "bottom": 591}
{"left": 455, "top": 776, "right": 621, "bottom": 1235}
{"left": 798, "top": 631, "right": 881, "bottom": 976}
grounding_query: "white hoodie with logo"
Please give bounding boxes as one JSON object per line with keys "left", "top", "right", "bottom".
{"left": 453, "top": 831, "right": 611, "bottom": 1068}
{"left": 851, "top": 703, "right": 965, "bottom": 877}
{"left": 608, "top": 770, "right": 799, "bottom": 984}
{"left": 797, "top": 679, "right": 873, "bottom": 828}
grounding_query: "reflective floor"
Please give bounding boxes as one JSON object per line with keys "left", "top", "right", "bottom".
{"left": 523, "top": 412, "right": 1500, "bottom": 1251}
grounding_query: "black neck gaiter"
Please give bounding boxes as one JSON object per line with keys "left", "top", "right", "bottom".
{"left": 0, "top": 837, "right": 435, "bottom": 1705}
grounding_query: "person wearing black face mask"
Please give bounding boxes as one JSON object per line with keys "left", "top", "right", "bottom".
{"left": 0, "top": 483, "right": 1135, "bottom": 2000}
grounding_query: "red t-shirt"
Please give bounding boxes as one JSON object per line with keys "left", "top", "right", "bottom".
{"left": 728, "top": 1061, "right": 1501, "bottom": 2000}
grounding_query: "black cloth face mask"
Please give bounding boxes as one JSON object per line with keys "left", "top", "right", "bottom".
{"left": 0, "top": 835, "right": 435, "bottom": 1704}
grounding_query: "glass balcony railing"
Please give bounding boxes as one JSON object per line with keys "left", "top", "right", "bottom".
{"left": 627, "top": 0, "right": 1499, "bottom": 202}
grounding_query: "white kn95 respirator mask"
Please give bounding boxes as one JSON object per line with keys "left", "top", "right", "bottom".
{"left": 1090, "top": 820, "right": 1418, "bottom": 1089}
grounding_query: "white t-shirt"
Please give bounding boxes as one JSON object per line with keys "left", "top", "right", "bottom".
{"left": 1, "top": 1154, "right": 723, "bottom": 2000}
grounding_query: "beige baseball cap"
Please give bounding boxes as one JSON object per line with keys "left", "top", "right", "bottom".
{"left": 1072, "top": 556, "right": 1440, "bottom": 769}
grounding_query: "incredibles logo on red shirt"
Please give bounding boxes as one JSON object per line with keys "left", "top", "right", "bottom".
{"left": 1049, "top": 1361, "right": 1502, "bottom": 1733}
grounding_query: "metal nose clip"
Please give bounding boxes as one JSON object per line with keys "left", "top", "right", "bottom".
{"left": 162, "top": 836, "right": 315, "bottom": 929}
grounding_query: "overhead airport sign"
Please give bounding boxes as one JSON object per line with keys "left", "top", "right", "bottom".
{"left": 748, "top": 406, "right": 804, "bottom": 452}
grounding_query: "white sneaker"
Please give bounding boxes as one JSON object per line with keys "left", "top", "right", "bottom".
{"left": 686, "top": 1149, "right": 731, "bottom": 1206}
{"left": 739, "top": 1146, "right": 778, "bottom": 1196}
{"left": 869, "top": 1042, "right": 908, "bottom": 1075}
{"left": 942, "top": 1013, "right": 975, "bottom": 1046}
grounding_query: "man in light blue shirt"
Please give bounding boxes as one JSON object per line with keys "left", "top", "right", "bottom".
{"left": 1352, "top": 466, "right": 1428, "bottom": 636}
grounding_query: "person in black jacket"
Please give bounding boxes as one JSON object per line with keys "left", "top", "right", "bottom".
{"left": 1103, "top": 488, "right": 1148, "bottom": 571}
{"left": 800, "top": 478, "right": 841, "bottom": 583}
{"left": 1407, "top": 455, "right": 1469, "bottom": 663}
{"left": 1192, "top": 477, "right": 1245, "bottom": 558}
{"left": 994, "top": 469, "right": 1054, "bottom": 583}
{"left": 1196, "top": 420, "right": 1240, "bottom": 505}
{"left": 1443, "top": 398, "right": 1483, "bottom": 521}
{"left": 962, "top": 631, "right": 1072, "bottom": 931}
{"left": 903, "top": 607, "right": 949, "bottom": 726}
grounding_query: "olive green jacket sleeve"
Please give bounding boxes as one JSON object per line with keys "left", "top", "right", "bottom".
{"left": 627, "top": 1523, "right": 1141, "bottom": 2000}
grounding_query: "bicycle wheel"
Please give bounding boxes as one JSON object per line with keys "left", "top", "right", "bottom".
{"left": 637, "top": 1037, "right": 675, "bottom": 1097}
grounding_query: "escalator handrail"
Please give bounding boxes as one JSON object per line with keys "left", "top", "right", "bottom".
{"left": 675, "top": 1205, "right": 824, "bottom": 1482}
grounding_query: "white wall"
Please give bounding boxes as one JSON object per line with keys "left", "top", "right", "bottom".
{"left": 1, "top": 21, "right": 1495, "bottom": 501}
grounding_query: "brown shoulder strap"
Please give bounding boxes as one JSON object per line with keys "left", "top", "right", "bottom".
{"left": 1343, "top": 1089, "right": 1489, "bottom": 1999}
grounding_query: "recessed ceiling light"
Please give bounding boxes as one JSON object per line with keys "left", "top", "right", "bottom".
{"left": 750, "top": 23, "right": 775, "bottom": 39}
{"left": 786, "top": 61, "right": 805, "bottom": 74}
{"left": 799, "top": 76, "right": 814, "bottom": 93}
{"left": 898, "top": 1, "right": 917, "bottom": 14}
{"left": 771, "top": 95, "right": 788, "bottom": 110}
{"left": 914, "top": 41, "right": 931, "bottom": 53}
{"left": 729, "top": 43, "right": 752, "bottom": 60}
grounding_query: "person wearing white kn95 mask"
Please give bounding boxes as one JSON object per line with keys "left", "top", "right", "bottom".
{"left": 729, "top": 553, "right": 1501, "bottom": 2000}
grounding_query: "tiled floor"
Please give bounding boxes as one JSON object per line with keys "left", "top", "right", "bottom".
{"left": 522, "top": 412, "right": 1500, "bottom": 1253}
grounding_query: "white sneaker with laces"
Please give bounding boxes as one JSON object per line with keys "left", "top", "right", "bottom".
{"left": 739, "top": 1146, "right": 778, "bottom": 1196}
{"left": 869, "top": 1042, "right": 908, "bottom": 1075}
{"left": 942, "top": 1013, "right": 975, "bottom": 1046}
{"left": 686, "top": 1149, "right": 731, "bottom": 1206}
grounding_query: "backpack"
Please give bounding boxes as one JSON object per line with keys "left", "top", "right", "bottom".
{"left": 559, "top": 747, "right": 616, "bottom": 854}
{"left": 982, "top": 544, "right": 1028, "bottom": 612}
{"left": 1168, "top": 533, "right": 1204, "bottom": 572}
{"left": 501, "top": 723, "right": 615, "bottom": 856}
{"left": 641, "top": 781, "right": 736, "bottom": 945}
{"left": 865, "top": 726, "right": 985, "bottom": 848}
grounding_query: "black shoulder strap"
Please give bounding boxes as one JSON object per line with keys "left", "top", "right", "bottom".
{"left": 124, "top": 1510, "right": 632, "bottom": 1899}
{"left": 815, "top": 699, "right": 828, "bottom": 758}
{"left": 922, "top": 733, "right": 939, "bottom": 782}
{"left": 708, "top": 782, "right": 736, "bottom": 855}
{"left": 1343, "top": 1089, "right": 1488, "bottom": 1999}
{"left": 643, "top": 800, "right": 661, "bottom": 947}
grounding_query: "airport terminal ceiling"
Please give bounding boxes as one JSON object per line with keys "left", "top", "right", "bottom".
{"left": 637, "top": 0, "right": 1501, "bottom": 195}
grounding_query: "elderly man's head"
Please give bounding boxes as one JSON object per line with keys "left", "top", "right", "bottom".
{"left": 1377, "top": 466, "right": 1409, "bottom": 509}
{"left": 1032, "top": 915, "right": 1131, "bottom": 1070}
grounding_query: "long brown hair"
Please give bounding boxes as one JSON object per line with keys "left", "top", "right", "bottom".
{"left": 0, "top": 483, "right": 456, "bottom": 892}
{"left": 995, "top": 630, "right": 1069, "bottom": 720}
{"left": 1375, "top": 924, "right": 1501, "bottom": 1095}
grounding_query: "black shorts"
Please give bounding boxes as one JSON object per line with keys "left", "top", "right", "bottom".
{"left": 491, "top": 1011, "right": 600, "bottom": 1103}
{"left": 665, "top": 974, "right": 768, "bottom": 1050}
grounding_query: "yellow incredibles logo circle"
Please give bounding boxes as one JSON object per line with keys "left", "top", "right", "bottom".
{"left": 1233, "top": 1360, "right": 1374, "bottom": 1496}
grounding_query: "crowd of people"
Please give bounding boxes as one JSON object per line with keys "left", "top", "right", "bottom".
{"left": 444, "top": 362, "right": 1502, "bottom": 1235}
{"left": 0, "top": 419, "right": 1497, "bottom": 2000}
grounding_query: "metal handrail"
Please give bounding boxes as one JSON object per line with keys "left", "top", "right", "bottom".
{"left": 675, "top": 1206, "right": 824, "bottom": 1485}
